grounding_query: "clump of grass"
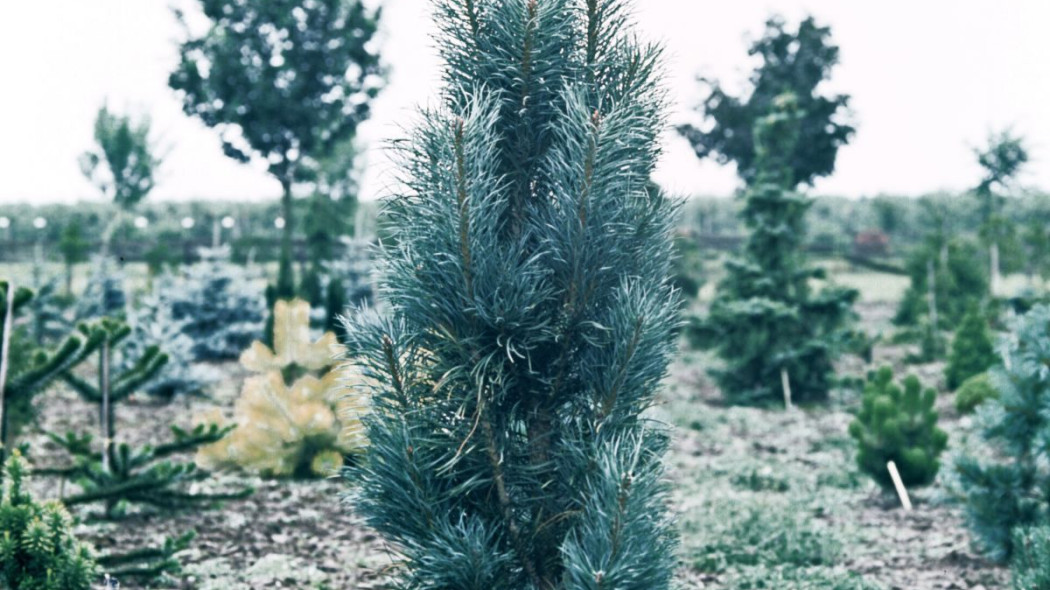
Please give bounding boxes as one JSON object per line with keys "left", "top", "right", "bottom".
{"left": 730, "top": 468, "right": 791, "bottom": 493}
{"left": 686, "top": 500, "right": 840, "bottom": 573}
{"left": 732, "top": 565, "right": 882, "bottom": 590}
{"left": 683, "top": 496, "right": 880, "bottom": 588}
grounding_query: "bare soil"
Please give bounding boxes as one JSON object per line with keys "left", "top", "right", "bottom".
{"left": 19, "top": 301, "right": 1007, "bottom": 589}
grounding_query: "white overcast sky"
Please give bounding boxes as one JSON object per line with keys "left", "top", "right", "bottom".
{"left": 1, "top": 0, "right": 1048, "bottom": 205}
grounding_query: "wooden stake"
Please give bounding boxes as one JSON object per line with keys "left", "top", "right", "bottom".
{"left": 0, "top": 282, "right": 15, "bottom": 463}
{"left": 781, "top": 367, "right": 793, "bottom": 410}
{"left": 887, "top": 460, "right": 912, "bottom": 511}
{"left": 101, "top": 339, "right": 112, "bottom": 473}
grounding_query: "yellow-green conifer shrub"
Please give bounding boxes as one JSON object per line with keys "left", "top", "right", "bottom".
{"left": 197, "top": 299, "right": 368, "bottom": 478}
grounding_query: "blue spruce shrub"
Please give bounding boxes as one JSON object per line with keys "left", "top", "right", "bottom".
{"left": 123, "top": 291, "right": 217, "bottom": 397}
{"left": 154, "top": 247, "right": 266, "bottom": 361}
{"left": 1012, "top": 526, "right": 1050, "bottom": 589}
{"left": 956, "top": 304, "right": 1050, "bottom": 560}
{"left": 74, "top": 255, "right": 126, "bottom": 321}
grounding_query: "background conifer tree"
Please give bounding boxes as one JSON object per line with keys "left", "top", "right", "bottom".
{"left": 0, "top": 282, "right": 101, "bottom": 465}
{"left": 340, "top": 1, "right": 680, "bottom": 587}
{"left": 945, "top": 307, "right": 996, "bottom": 391}
{"left": 79, "top": 105, "right": 162, "bottom": 257}
{"left": 974, "top": 131, "right": 1028, "bottom": 295}
{"left": 695, "top": 94, "right": 857, "bottom": 405}
{"left": 677, "top": 15, "right": 854, "bottom": 188}
{"left": 58, "top": 219, "right": 89, "bottom": 296}
{"left": 45, "top": 319, "right": 250, "bottom": 521}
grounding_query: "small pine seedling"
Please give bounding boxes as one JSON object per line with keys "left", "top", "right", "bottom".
{"left": 0, "top": 451, "right": 99, "bottom": 590}
{"left": 849, "top": 366, "right": 948, "bottom": 490}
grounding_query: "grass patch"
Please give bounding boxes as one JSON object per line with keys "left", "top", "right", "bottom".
{"left": 685, "top": 499, "right": 840, "bottom": 573}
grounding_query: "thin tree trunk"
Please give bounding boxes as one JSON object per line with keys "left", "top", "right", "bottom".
{"left": 0, "top": 282, "right": 15, "bottom": 467}
{"left": 277, "top": 179, "right": 296, "bottom": 298}
{"left": 990, "top": 242, "right": 1001, "bottom": 295}
{"left": 100, "top": 340, "right": 112, "bottom": 473}
{"left": 100, "top": 210, "right": 124, "bottom": 259}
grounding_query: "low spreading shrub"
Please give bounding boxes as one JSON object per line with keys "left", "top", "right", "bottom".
{"left": 955, "top": 373, "right": 998, "bottom": 414}
{"left": 689, "top": 500, "right": 840, "bottom": 573}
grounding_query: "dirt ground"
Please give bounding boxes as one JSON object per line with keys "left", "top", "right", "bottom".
{"left": 19, "top": 300, "right": 1007, "bottom": 589}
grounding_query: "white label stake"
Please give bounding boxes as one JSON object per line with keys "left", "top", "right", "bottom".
{"left": 781, "top": 368, "right": 793, "bottom": 411}
{"left": 887, "top": 461, "right": 912, "bottom": 511}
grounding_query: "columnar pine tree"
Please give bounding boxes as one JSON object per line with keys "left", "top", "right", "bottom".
{"left": 697, "top": 94, "right": 857, "bottom": 405}
{"left": 1011, "top": 526, "right": 1050, "bottom": 589}
{"left": 340, "top": 1, "right": 679, "bottom": 587}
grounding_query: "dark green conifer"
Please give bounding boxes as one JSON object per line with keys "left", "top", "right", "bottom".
{"left": 946, "top": 307, "right": 996, "bottom": 391}
{"left": 848, "top": 366, "right": 947, "bottom": 490}
{"left": 895, "top": 237, "right": 986, "bottom": 329}
{"left": 340, "top": 1, "right": 679, "bottom": 587}
{"left": 696, "top": 94, "right": 858, "bottom": 405}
